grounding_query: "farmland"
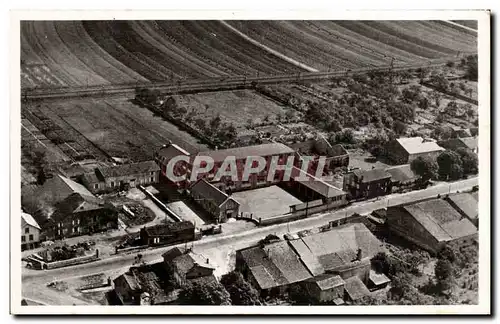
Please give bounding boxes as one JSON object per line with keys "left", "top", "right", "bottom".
{"left": 21, "top": 21, "right": 478, "bottom": 89}
{"left": 22, "top": 97, "right": 208, "bottom": 166}
{"left": 172, "top": 89, "right": 292, "bottom": 129}
{"left": 227, "top": 21, "right": 478, "bottom": 71}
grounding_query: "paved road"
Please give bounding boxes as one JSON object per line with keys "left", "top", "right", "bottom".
{"left": 21, "top": 177, "right": 477, "bottom": 304}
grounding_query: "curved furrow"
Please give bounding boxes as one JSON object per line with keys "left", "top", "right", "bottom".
{"left": 334, "top": 21, "right": 446, "bottom": 59}
{"left": 294, "top": 21, "right": 394, "bottom": 65}
{"left": 83, "top": 21, "right": 176, "bottom": 81}
{"left": 68, "top": 21, "right": 148, "bottom": 82}
{"left": 382, "top": 21, "right": 476, "bottom": 53}
{"left": 320, "top": 21, "right": 427, "bottom": 62}
{"left": 22, "top": 22, "right": 79, "bottom": 86}
{"left": 54, "top": 21, "right": 138, "bottom": 84}
{"left": 136, "top": 21, "right": 224, "bottom": 78}
{"left": 169, "top": 21, "right": 260, "bottom": 75}
{"left": 359, "top": 21, "right": 457, "bottom": 56}
{"left": 38, "top": 21, "right": 108, "bottom": 86}
{"left": 197, "top": 21, "right": 304, "bottom": 74}
{"left": 281, "top": 21, "right": 383, "bottom": 68}
{"left": 156, "top": 21, "right": 245, "bottom": 76}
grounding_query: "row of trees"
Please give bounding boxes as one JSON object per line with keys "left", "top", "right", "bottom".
{"left": 176, "top": 270, "right": 261, "bottom": 305}
{"left": 410, "top": 148, "right": 478, "bottom": 183}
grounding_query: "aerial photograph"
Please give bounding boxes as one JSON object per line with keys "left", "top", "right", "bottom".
{"left": 17, "top": 18, "right": 483, "bottom": 310}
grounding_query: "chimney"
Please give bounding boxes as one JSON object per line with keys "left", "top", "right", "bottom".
{"left": 356, "top": 248, "right": 362, "bottom": 261}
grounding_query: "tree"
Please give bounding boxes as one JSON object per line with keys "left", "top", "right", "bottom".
{"left": 178, "top": 281, "right": 231, "bottom": 305}
{"left": 371, "top": 252, "right": 394, "bottom": 276}
{"left": 429, "top": 73, "right": 450, "bottom": 92}
{"left": 455, "top": 147, "right": 478, "bottom": 175}
{"left": 393, "top": 120, "right": 407, "bottom": 136}
{"left": 288, "top": 284, "right": 314, "bottom": 305}
{"left": 220, "top": 271, "right": 261, "bottom": 305}
{"left": 437, "top": 246, "right": 458, "bottom": 264}
{"left": 465, "top": 54, "right": 478, "bottom": 81}
{"left": 411, "top": 156, "right": 438, "bottom": 182}
{"left": 210, "top": 114, "right": 222, "bottom": 131}
{"left": 434, "top": 259, "right": 453, "bottom": 290}
{"left": 437, "top": 150, "right": 464, "bottom": 180}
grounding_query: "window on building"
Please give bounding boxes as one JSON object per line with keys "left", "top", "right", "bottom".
{"left": 150, "top": 171, "right": 154, "bottom": 176}
{"left": 21, "top": 236, "right": 26, "bottom": 242}
{"left": 150, "top": 177, "right": 154, "bottom": 183}
{"left": 94, "top": 184, "right": 99, "bottom": 189}
{"left": 77, "top": 218, "right": 80, "bottom": 225}
{"left": 25, "top": 227, "right": 29, "bottom": 234}
{"left": 111, "top": 181, "right": 115, "bottom": 187}
{"left": 73, "top": 227, "right": 78, "bottom": 233}
{"left": 29, "top": 234, "right": 33, "bottom": 241}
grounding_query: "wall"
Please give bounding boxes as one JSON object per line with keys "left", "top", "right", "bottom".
{"left": 329, "top": 258, "right": 371, "bottom": 284}
{"left": 44, "top": 252, "right": 99, "bottom": 270}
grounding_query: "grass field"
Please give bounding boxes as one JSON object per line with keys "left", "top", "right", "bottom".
{"left": 173, "top": 89, "right": 291, "bottom": 129}
{"left": 23, "top": 97, "right": 208, "bottom": 163}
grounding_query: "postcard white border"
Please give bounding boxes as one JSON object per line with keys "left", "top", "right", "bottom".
{"left": 10, "top": 9, "right": 491, "bottom": 315}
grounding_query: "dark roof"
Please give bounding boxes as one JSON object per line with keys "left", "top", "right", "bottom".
{"left": 344, "top": 276, "right": 370, "bottom": 301}
{"left": 190, "top": 179, "right": 231, "bottom": 207}
{"left": 172, "top": 252, "right": 215, "bottom": 275}
{"left": 385, "top": 164, "right": 417, "bottom": 184}
{"left": 307, "top": 274, "right": 345, "bottom": 291}
{"left": 35, "top": 174, "right": 95, "bottom": 205}
{"left": 189, "top": 274, "right": 217, "bottom": 286}
{"left": 162, "top": 246, "right": 186, "bottom": 261}
{"left": 197, "top": 143, "right": 294, "bottom": 163}
{"left": 130, "top": 266, "right": 169, "bottom": 305}
{"left": 96, "top": 161, "right": 160, "bottom": 179}
{"left": 51, "top": 193, "right": 112, "bottom": 220}
{"left": 446, "top": 193, "right": 478, "bottom": 220}
{"left": 352, "top": 168, "right": 391, "bottom": 183}
{"left": 157, "top": 143, "right": 191, "bottom": 161}
{"left": 239, "top": 241, "right": 311, "bottom": 290}
{"left": 439, "top": 137, "right": 478, "bottom": 152}
{"left": 400, "top": 198, "right": 477, "bottom": 242}
{"left": 143, "top": 221, "right": 195, "bottom": 236}
{"left": 114, "top": 272, "right": 142, "bottom": 292}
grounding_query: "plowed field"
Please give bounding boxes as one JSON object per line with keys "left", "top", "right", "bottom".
{"left": 21, "top": 20, "right": 477, "bottom": 88}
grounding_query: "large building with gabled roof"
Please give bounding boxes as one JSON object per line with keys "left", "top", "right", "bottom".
{"left": 386, "top": 137, "right": 445, "bottom": 164}
{"left": 386, "top": 197, "right": 478, "bottom": 254}
{"left": 189, "top": 179, "right": 240, "bottom": 223}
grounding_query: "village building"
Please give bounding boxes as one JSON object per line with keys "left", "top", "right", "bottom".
{"left": 439, "top": 137, "right": 478, "bottom": 154}
{"left": 344, "top": 276, "right": 371, "bottom": 302}
{"left": 155, "top": 142, "right": 191, "bottom": 189}
{"left": 290, "top": 137, "right": 350, "bottom": 173}
{"left": 139, "top": 221, "right": 196, "bottom": 247}
{"left": 41, "top": 192, "right": 118, "bottom": 241}
{"left": 343, "top": 168, "right": 392, "bottom": 200}
{"left": 236, "top": 223, "right": 385, "bottom": 302}
{"left": 385, "top": 164, "right": 419, "bottom": 193}
{"left": 386, "top": 198, "right": 478, "bottom": 254}
{"left": 189, "top": 179, "right": 240, "bottom": 223}
{"left": 24, "top": 174, "right": 95, "bottom": 212}
{"left": 386, "top": 137, "right": 445, "bottom": 164}
{"left": 445, "top": 192, "right": 479, "bottom": 227}
{"left": 367, "top": 270, "right": 391, "bottom": 291}
{"left": 162, "top": 247, "right": 216, "bottom": 287}
{"left": 301, "top": 274, "right": 346, "bottom": 303}
{"left": 113, "top": 264, "right": 179, "bottom": 305}
{"left": 236, "top": 240, "right": 312, "bottom": 298}
{"left": 82, "top": 160, "right": 160, "bottom": 194}
{"left": 288, "top": 223, "right": 385, "bottom": 283}
{"left": 21, "top": 211, "right": 41, "bottom": 251}
{"left": 285, "top": 166, "right": 347, "bottom": 207}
